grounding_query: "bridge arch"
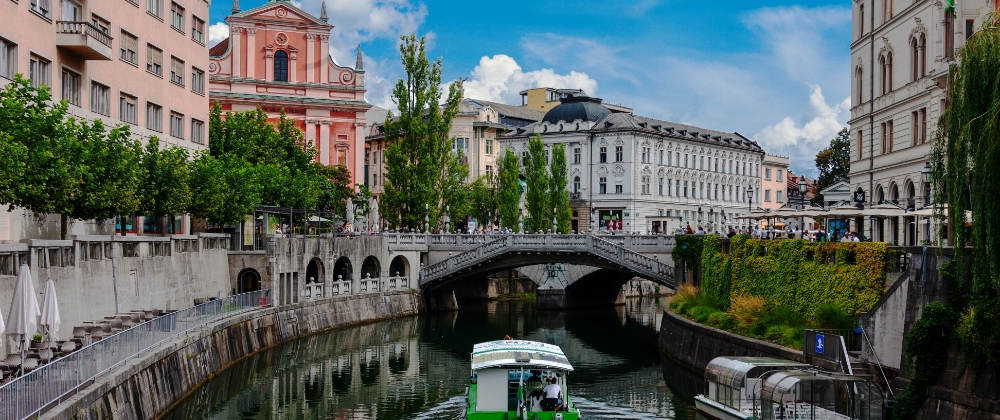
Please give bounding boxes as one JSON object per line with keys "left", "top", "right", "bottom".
{"left": 236, "top": 268, "right": 261, "bottom": 294}
{"left": 389, "top": 255, "right": 409, "bottom": 277}
{"left": 306, "top": 257, "right": 324, "bottom": 284}
{"left": 361, "top": 256, "right": 381, "bottom": 279}
{"left": 334, "top": 257, "right": 353, "bottom": 281}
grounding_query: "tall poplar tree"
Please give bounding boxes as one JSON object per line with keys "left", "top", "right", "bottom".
{"left": 524, "top": 135, "right": 551, "bottom": 232}
{"left": 549, "top": 143, "right": 572, "bottom": 233}
{"left": 381, "top": 33, "right": 463, "bottom": 230}
{"left": 140, "top": 137, "right": 191, "bottom": 233}
{"left": 496, "top": 149, "right": 521, "bottom": 231}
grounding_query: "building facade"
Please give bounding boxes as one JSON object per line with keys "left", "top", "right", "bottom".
{"left": 760, "top": 155, "right": 790, "bottom": 211}
{"left": 849, "top": 0, "right": 995, "bottom": 245}
{"left": 501, "top": 94, "right": 764, "bottom": 234}
{"left": 208, "top": 0, "right": 370, "bottom": 186}
{"left": 0, "top": 0, "right": 211, "bottom": 240}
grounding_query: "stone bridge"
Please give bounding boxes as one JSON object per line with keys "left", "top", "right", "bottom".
{"left": 385, "top": 234, "right": 677, "bottom": 309}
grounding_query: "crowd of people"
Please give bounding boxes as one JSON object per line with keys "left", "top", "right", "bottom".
{"left": 676, "top": 223, "right": 865, "bottom": 242}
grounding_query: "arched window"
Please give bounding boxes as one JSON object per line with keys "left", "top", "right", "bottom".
{"left": 274, "top": 50, "right": 288, "bottom": 82}
{"left": 573, "top": 176, "right": 580, "bottom": 193}
{"left": 911, "top": 38, "right": 919, "bottom": 81}
{"left": 918, "top": 34, "right": 926, "bottom": 78}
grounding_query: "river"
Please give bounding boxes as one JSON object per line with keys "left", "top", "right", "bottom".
{"left": 163, "top": 298, "right": 702, "bottom": 419}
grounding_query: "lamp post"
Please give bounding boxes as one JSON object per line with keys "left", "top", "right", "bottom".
{"left": 746, "top": 186, "right": 753, "bottom": 212}
{"left": 552, "top": 207, "right": 558, "bottom": 234}
{"left": 708, "top": 208, "right": 714, "bottom": 232}
{"left": 424, "top": 204, "right": 429, "bottom": 233}
{"left": 921, "top": 162, "right": 933, "bottom": 244}
{"left": 697, "top": 206, "right": 703, "bottom": 228}
{"left": 798, "top": 177, "right": 808, "bottom": 236}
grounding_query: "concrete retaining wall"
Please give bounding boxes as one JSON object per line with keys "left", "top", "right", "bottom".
{"left": 41, "top": 290, "right": 421, "bottom": 420}
{"left": 658, "top": 308, "right": 805, "bottom": 372}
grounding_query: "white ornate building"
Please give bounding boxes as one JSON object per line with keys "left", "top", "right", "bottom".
{"left": 849, "top": 0, "right": 995, "bottom": 244}
{"left": 500, "top": 94, "right": 765, "bottom": 234}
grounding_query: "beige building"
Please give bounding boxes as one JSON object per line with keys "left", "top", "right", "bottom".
{"left": 519, "top": 87, "right": 632, "bottom": 113}
{"left": 849, "top": 0, "right": 995, "bottom": 245}
{"left": 760, "top": 155, "right": 789, "bottom": 211}
{"left": 365, "top": 98, "right": 545, "bottom": 197}
{"left": 0, "top": 0, "right": 211, "bottom": 240}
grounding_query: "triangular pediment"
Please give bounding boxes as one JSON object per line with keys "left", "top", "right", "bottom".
{"left": 230, "top": 2, "right": 332, "bottom": 28}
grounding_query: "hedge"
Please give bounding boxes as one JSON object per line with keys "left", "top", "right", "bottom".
{"left": 698, "top": 235, "right": 886, "bottom": 316}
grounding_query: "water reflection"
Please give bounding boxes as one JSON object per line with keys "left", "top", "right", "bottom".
{"left": 163, "top": 298, "right": 698, "bottom": 420}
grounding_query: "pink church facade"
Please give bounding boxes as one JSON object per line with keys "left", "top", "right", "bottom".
{"left": 208, "top": 0, "right": 370, "bottom": 186}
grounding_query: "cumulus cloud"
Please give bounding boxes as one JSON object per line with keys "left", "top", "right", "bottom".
{"left": 462, "top": 55, "right": 598, "bottom": 104}
{"left": 752, "top": 86, "right": 850, "bottom": 170}
{"left": 208, "top": 22, "right": 229, "bottom": 47}
{"left": 298, "top": 0, "right": 427, "bottom": 65}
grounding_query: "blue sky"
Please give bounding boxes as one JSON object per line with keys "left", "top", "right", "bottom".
{"left": 210, "top": 0, "right": 853, "bottom": 177}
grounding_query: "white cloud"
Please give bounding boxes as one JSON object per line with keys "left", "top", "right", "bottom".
{"left": 208, "top": 22, "right": 229, "bottom": 47}
{"left": 752, "top": 85, "right": 849, "bottom": 157}
{"left": 462, "top": 55, "right": 598, "bottom": 104}
{"left": 297, "top": 0, "right": 427, "bottom": 65}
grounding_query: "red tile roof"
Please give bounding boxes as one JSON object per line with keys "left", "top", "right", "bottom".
{"left": 209, "top": 38, "right": 229, "bottom": 57}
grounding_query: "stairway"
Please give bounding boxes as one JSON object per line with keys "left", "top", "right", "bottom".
{"left": 847, "top": 351, "right": 876, "bottom": 381}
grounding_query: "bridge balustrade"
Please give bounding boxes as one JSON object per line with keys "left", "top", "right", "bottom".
{"left": 386, "top": 276, "right": 409, "bottom": 290}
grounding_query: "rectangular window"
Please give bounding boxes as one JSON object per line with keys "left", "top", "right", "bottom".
{"left": 146, "top": 102, "right": 162, "bottom": 132}
{"left": 574, "top": 148, "right": 581, "bottom": 164}
{"left": 147, "top": 44, "right": 163, "bottom": 76}
{"left": 685, "top": 154, "right": 689, "bottom": 168}
{"left": 599, "top": 177, "right": 607, "bottom": 194}
{"left": 28, "top": 54, "right": 51, "bottom": 88}
{"left": 765, "top": 189, "right": 771, "bottom": 202}
{"left": 615, "top": 146, "right": 623, "bottom": 162}
{"left": 615, "top": 184, "right": 623, "bottom": 194}
{"left": 90, "top": 82, "right": 110, "bottom": 115}
{"left": 0, "top": 38, "right": 16, "bottom": 79}
{"left": 61, "top": 68, "right": 81, "bottom": 106}
{"left": 190, "top": 119, "right": 204, "bottom": 144}
{"left": 777, "top": 169, "right": 783, "bottom": 182}
{"left": 945, "top": 12, "right": 955, "bottom": 59}
{"left": 120, "top": 30, "right": 138, "bottom": 65}
{"left": 966, "top": 19, "right": 974, "bottom": 41}
{"left": 858, "top": 131, "right": 864, "bottom": 160}
{"left": 170, "top": 56, "right": 184, "bottom": 86}
{"left": 169, "top": 111, "right": 184, "bottom": 138}
{"left": 191, "top": 67, "right": 204, "bottom": 94}
{"left": 658, "top": 178, "right": 664, "bottom": 195}
{"left": 30, "top": 0, "right": 52, "bottom": 18}
{"left": 486, "top": 139, "right": 493, "bottom": 154}
{"left": 485, "top": 165, "right": 493, "bottom": 179}
{"left": 918, "top": 108, "right": 927, "bottom": 144}
{"left": 659, "top": 150, "right": 664, "bottom": 165}
{"left": 119, "top": 92, "right": 137, "bottom": 124}
{"left": 777, "top": 190, "right": 784, "bottom": 203}
{"left": 192, "top": 16, "right": 205, "bottom": 44}
{"left": 684, "top": 181, "right": 688, "bottom": 197}
{"left": 599, "top": 147, "right": 607, "bottom": 163}
{"left": 641, "top": 147, "right": 647, "bottom": 163}
{"left": 170, "top": 2, "right": 185, "bottom": 32}
{"left": 765, "top": 168, "right": 771, "bottom": 180}
{"left": 90, "top": 14, "right": 110, "bottom": 35}
{"left": 668, "top": 179, "right": 673, "bottom": 196}
{"left": 147, "top": 0, "right": 163, "bottom": 19}
{"left": 859, "top": 4, "right": 865, "bottom": 37}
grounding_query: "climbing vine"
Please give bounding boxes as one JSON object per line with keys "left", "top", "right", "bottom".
{"left": 673, "top": 235, "right": 705, "bottom": 277}
{"left": 893, "top": 302, "right": 959, "bottom": 420}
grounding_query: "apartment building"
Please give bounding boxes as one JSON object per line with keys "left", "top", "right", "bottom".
{"left": 760, "top": 155, "right": 789, "bottom": 211}
{"left": 0, "top": 0, "right": 211, "bottom": 240}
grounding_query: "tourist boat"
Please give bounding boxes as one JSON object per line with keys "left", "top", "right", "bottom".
{"left": 695, "top": 356, "right": 886, "bottom": 420}
{"left": 464, "top": 340, "right": 581, "bottom": 420}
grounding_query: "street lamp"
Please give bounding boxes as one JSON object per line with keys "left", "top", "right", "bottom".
{"left": 697, "top": 206, "right": 703, "bottom": 226}
{"left": 746, "top": 186, "right": 754, "bottom": 212}
{"left": 708, "top": 208, "right": 714, "bottom": 232}
{"left": 798, "top": 177, "right": 808, "bottom": 236}
{"left": 424, "top": 203, "right": 429, "bottom": 233}
{"left": 921, "top": 162, "right": 933, "bottom": 243}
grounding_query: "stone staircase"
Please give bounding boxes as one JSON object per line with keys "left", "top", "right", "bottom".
{"left": 847, "top": 351, "right": 876, "bottom": 381}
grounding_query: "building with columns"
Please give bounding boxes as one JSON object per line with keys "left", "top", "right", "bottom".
{"left": 849, "top": 0, "right": 995, "bottom": 245}
{"left": 208, "top": 0, "right": 370, "bottom": 186}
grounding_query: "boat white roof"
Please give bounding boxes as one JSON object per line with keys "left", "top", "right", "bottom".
{"left": 470, "top": 340, "right": 574, "bottom": 371}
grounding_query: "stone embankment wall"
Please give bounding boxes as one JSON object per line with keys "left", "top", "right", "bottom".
{"left": 658, "top": 307, "right": 805, "bottom": 372}
{"left": 43, "top": 291, "right": 421, "bottom": 420}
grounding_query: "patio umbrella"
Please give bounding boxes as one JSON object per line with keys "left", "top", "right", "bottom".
{"left": 6, "top": 262, "right": 40, "bottom": 375}
{"left": 38, "top": 277, "right": 61, "bottom": 347}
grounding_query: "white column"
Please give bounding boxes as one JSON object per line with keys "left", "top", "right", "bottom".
{"left": 231, "top": 26, "right": 242, "bottom": 78}
{"left": 320, "top": 35, "right": 330, "bottom": 83}
{"left": 355, "top": 121, "right": 366, "bottom": 186}
{"left": 306, "top": 34, "right": 315, "bottom": 83}
{"left": 306, "top": 120, "right": 319, "bottom": 162}
{"left": 246, "top": 28, "right": 257, "bottom": 79}
{"left": 289, "top": 49, "right": 297, "bottom": 83}
{"left": 264, "top": 48, "right": 273, "bottom": 81}
{"left": 319, "top": 122, "right": 331, "bottom": 166}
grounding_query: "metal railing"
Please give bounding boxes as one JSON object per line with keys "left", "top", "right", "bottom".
{"left": 0, "top": 289, "right": 272, "bottom": 420}
{"left": 56, "top": 21, "right": 113, "bottom": 48}
{"left": 806, "top": 328, "right": 862, "bottom": 352}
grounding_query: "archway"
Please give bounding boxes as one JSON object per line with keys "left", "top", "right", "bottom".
{"left": 237, "top": 268, "right": 261, "bottom": 294}
{"left": 389, "top": 255, "right": 408, "bottom": 278}
{"left": 361, "top": 256, "right": 381, "bottom": 279}
{"left": 333, "top": 257, "right": 353, "bottom": 282}
{"left": 306, "top": 257, "right": 324, "bottom": 284}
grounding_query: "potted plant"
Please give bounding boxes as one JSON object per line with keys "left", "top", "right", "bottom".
{"left": 30, "top": 333, "right": 44, "bottom": 349}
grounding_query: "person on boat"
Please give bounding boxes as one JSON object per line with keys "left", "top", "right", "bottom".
{"left": 503, "top": 335, "right": 513, "bottom": 340}
{"left": 525, "top": 371, "right": 545, "bottom": 411}
{"left": 542, "top": 377, "right": 564, "bottom": 411}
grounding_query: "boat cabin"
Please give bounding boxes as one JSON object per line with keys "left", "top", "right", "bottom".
{"left": 760, "top": 370, "right": 885, "bottom": 420}
{"left": 700, "top": 356, "right": 812, "bottom": 418}
{"left": 467, "top": 340, "right": 580, "bottom": 420}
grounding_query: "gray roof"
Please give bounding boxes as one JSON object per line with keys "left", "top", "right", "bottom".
{"left": 463, "top": 98, "right": 545, "bottom": 123}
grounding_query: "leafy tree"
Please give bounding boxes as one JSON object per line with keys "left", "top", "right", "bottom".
{"left": 316, "top": 164, "right": 355, "bottom": 216}
{"left": 188, "top": 153, "right": 260, "bottom": 226}
{"left": 381, "top": 33, "right": 463, "bottom": 230}
{"left": 813, "top": 128, "right": 850, "bottom": 204}
{"left": 441, "top": 151, "right": 471, "bottom": 232}
{"left": 496, "top": 149, "right": 521, "bottom": 231}
{"left": 71, "top": 120, "right": 144, "bottom": 228}
{"left": 0, "top": 132, "right": 28, "bottom": 207}
{"left": 354, "top": 183, "right": 373, "bottom": 221}
{"left": 469, "top": 176, "right": 496, "bottom": 230}
{"left": 140, "top": 137, "right": 191, "bottom": 233}
{"left": 549, "top": 143, "right": 572, "bottom": 233}
{"left": 524, "top": 135, "right": 551, "bottom": 232}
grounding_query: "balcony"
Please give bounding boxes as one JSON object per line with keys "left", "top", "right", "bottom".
{"left": 56, "top": 21, "right": 113, "bottom": 60}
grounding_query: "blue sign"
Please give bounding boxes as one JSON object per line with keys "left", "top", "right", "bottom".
{"left": 815, "top": 333, "right": 826, "bottom": 354}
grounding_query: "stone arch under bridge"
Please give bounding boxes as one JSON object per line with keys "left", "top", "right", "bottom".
{"left": 419, "top": 235, "right": 675, "bottom": 310}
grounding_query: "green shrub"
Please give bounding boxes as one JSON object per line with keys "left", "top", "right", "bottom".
{"left": 811, "top": 304, "right": 856, "bottom": 330}
{"left": 707, "top": 312, "right": 734, "bottom": 330}
{"left": 689, "top": 305, "right": 721, "bottom": 323}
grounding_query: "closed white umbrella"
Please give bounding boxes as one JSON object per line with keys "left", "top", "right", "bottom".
{"left": 6, "top": 263, "right": 40, "bottom": 375}
{"left": 38, "top": 276, "right": 61, "bottom": 346}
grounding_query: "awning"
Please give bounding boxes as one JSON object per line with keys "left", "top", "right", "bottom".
{"left": 471, "top": 340, "right": 574, "bottom": 371}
